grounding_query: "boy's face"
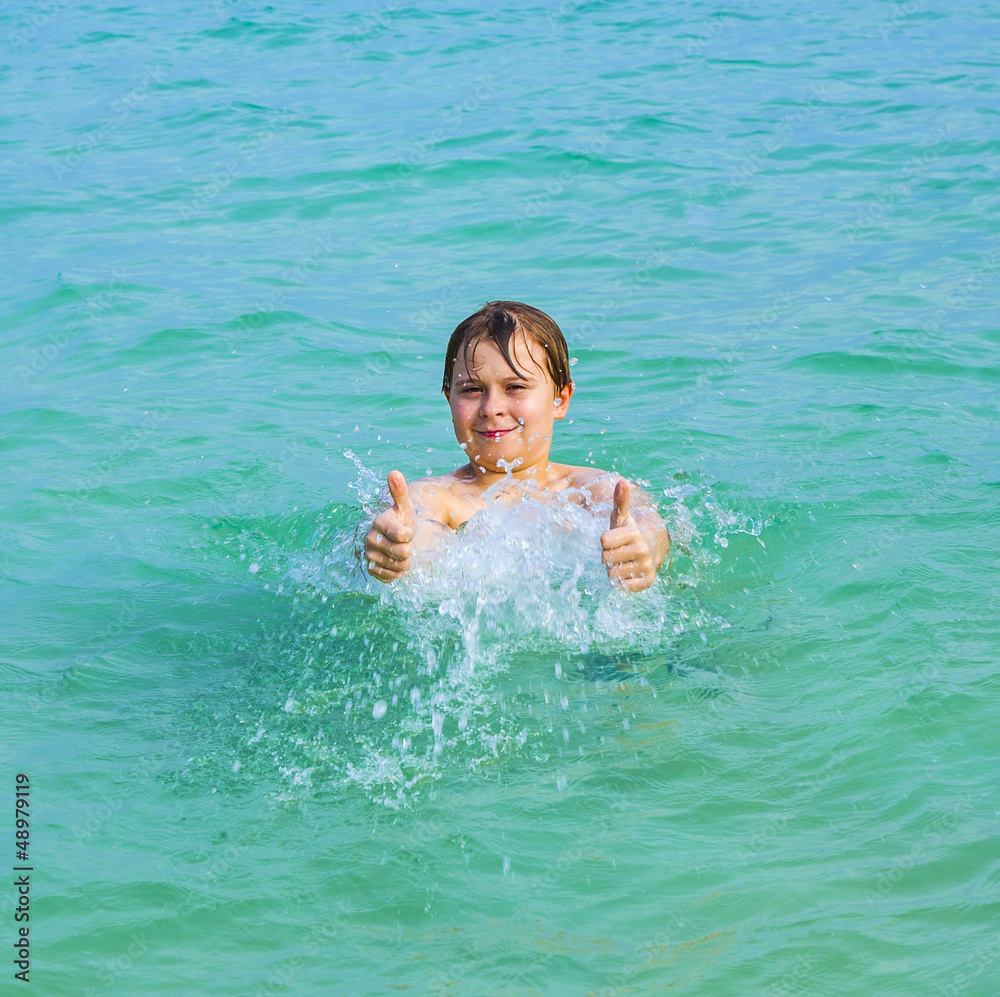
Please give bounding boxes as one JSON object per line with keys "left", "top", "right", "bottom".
{"left": 445, "top": 333, "right": 573, "bottom": 475}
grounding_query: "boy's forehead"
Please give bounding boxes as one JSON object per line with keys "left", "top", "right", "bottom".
{"left": 454, "top": 332, "right": 548, "bottom": 379}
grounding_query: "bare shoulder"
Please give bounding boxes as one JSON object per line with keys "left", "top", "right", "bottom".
{"left": 564, "top": 465, "right": 620, "bottom": 505}
{"left": 405, "top": 474, "right": 453, "bottom": 500}
{"left": 406, "top": 474, "right": 458, "bottom": 513}
{"left": 564, "top": 464, "right": 613, "bottom": 488}
{"left": 564, "top": 465, "right": 659, "bottom": 511}
{"left": 405, "top": 471, "right": 483, "bottom": 530}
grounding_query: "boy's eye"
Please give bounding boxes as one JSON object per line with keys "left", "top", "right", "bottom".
{"left": 459, "top": 383, "right": 527, "bottom": 394}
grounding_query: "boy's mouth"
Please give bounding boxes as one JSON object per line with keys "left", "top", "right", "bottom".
{"left": 476, "top": 428, "right": 516, "bottom": 440}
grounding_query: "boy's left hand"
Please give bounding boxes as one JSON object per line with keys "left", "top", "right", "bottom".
{"left": 600, "top": 479, "right": 656, "bottom": 592}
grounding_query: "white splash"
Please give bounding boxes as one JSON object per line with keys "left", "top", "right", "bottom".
{"left": 244, "top": 453, "right": 760, "bottom": 808}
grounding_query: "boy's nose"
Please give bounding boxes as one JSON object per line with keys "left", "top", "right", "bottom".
{"left": 481, "top": 388, "right": 507, "bottom": 414}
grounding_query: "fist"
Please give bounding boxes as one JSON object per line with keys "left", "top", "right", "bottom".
{"left": 600, "top": 479, "right": 656, "bottom": 592}
{"left": 365, "top": 470, "right": 416, "bottom": 583}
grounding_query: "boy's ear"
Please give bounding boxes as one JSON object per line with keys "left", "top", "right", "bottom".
{"left": 552, "top": 382, "right": 574, "bottom": 420}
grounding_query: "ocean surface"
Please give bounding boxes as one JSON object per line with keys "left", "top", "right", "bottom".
{"left": 2, "top": 1, "right": 999, "bottom": 994}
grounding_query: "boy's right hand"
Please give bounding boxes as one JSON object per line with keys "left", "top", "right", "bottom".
{"left": 365, "top": 471, "right": 416, "bottom": 583}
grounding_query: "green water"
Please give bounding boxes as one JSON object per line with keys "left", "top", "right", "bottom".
{"left": 3, "top": 1, "right": 999, "bottom": 994}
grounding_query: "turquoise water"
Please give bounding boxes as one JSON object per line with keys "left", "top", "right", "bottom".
{"left": 3, "top": 1, "right": 999, "bottom": 994}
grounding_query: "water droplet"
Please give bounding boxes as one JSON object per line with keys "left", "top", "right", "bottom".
{"left": 372, "top": 700, "right": 388, "bottom": 719}
{"left": 569, "top": 357, "right": 578, "bottom": 366}
{"left": 248, "top": 562, "right": 260, "bottom": 574}
{"left": 556, "top": 774, "right": 568, "bottom": 792}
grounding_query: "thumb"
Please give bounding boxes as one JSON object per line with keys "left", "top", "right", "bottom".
{"left": 610, "top": 478, "right": 631, "bottom": 530}
{"left": 387, "top": 470, "right": 415, "bottom": 523}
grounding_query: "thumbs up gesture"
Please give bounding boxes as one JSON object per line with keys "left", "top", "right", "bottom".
{"left": 600, "top": 479, "right": 656, "bottom": 592}
{"left": 365, "top": 470, "right": 417, "bottom": 583}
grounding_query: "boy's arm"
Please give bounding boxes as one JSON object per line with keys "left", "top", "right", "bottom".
{"left": 624, "top": 485, "right": 670, "bottom": 571}
{"left": 584, "top": 475, "right": 669, "bottom": 591}
{"left": 408, "top": 478, "right": 456, "bottom": 548}
{"left": 363, "top": 472, "right": 452, "bottom": 583}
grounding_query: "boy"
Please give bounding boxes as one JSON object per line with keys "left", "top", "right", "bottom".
{"left": 364, "top": 301, "right": 669, "bottom": 592}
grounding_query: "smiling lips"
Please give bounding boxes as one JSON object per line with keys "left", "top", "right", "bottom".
{"left": 476, "top": 428, "right": 518, "bottom": 440}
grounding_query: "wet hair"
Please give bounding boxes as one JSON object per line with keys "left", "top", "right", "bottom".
{"left": 441, "top": 301, "right": 572, "bottom": 395}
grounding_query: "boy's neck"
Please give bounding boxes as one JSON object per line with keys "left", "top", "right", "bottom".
{"left": 459, "top": 455, "right": 562, "bottom": 490}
